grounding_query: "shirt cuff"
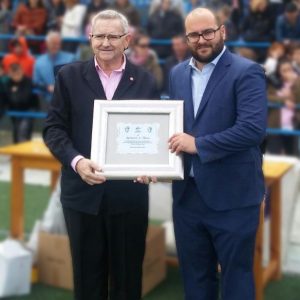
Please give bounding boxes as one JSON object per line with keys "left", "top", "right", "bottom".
{"left": 71, "top": 155, "right": 84, "bottom": 172}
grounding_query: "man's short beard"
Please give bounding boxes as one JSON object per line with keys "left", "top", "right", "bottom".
{"left": 191, "top": 40, "right": 224, "bottom": 64}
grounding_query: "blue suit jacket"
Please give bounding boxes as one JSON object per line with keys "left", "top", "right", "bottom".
{"left": 170, "top": 49, "right": 267, "bottom": 211}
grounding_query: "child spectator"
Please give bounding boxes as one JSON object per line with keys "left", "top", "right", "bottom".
{"left": 2, "top": 37, "right": 35, "bottom": 78}
{"left": 267, "top": 58, "right": 300, "bottom": 155}
{"left": 264, "top": 41, "right": 286, "bottom": 76}
{"left": 3, "top": 63, "right": 39, "bottom": 143}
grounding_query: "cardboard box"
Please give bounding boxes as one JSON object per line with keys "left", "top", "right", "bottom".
{"left": 0, "top": 239, "right": 33, "bottom": 297}
{"left": 142, "top": 225, "right": 166, "bottom": 296}
{"left": 38, "top": 232, "right": 73, "bottom": 290}
{"left": 38, "top": 225, "right": 166, "bottom": 295}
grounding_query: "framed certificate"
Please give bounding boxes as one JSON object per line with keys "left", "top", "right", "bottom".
{"left": 91, "top": 100, "right": 184, "bottom": 179}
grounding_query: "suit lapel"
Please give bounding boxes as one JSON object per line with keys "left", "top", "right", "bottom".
{"left": 183, "top": 63, "right": 194, "bottom": 131}
{"left": 83, "top": 59, "right": 106, "bottom": 99}
{"left": 112, "top": 60, "right": 136, "bottom": 100}
{"left": 194, "top": 50, "right": 232, "bottom": 121}
{"left": 112, "top": 59, "right": 136, "bottom": 100}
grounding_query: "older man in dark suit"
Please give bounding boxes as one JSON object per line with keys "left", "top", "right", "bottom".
{"left": 43, "top": 10, "right": 158, "bottom": 300}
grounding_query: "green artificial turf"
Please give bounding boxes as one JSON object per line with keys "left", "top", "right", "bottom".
{"left": 0, "top": 182, "right": 50, "bottom": 239}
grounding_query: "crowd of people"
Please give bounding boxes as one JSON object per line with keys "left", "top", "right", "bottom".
{"left": 0, "top": 0, "right": 300, "bottom": 153}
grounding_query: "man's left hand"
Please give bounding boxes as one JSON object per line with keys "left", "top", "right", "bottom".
{"left": 134, "top": 176, "right": 158, "bottom": 184}
{"left": 168, "top": 133, "right": 197, "bottom": 155}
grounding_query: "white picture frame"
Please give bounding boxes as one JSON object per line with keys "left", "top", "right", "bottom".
{"left": 91, "top": 100, "right": 184, "bottom": 180}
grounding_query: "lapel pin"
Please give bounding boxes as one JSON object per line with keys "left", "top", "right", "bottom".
{"left": 130, "top": 77, "right": 134, "bottom": 81}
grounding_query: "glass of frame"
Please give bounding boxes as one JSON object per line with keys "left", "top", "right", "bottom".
{"left": 90, "top": 100, "right": 184, "bottom": 179}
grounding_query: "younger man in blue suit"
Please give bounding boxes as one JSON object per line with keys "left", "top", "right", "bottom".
{"left": 168, "top": 7, "right": 267, "bottom": 300}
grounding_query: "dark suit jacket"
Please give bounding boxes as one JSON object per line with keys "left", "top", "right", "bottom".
{"left": 43, "top": 58, "right": 159, "bottom": 214}
{"left": 170, "top": 49, "right": 268, "bottom": 211}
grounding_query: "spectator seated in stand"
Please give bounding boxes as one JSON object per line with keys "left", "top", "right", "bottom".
{"left": 240, "top": 0, "right": 277, "bottom": 62}
{"left": 76, "top": 12, "right": 95, "bottom": 61}
{"left": 241, "top": 0, "right": 276, "bottom": 43}
{"left": 147, "top": 0, "right": 184, "bottom": 58}
{"left": 33, "top": 31, "right": 75, "bottom": 104}
{"left": 2, "top": 37, "right": 35, "bottom": 78}
{"left": 112, "top": 0, "right": 140, "bottom": 27}
{"left": 84, "top": 0, "right": 107, "bottom": 30}
{"left": 275, "top": 2, "right": 300, "bottom": 44}
{"left": 150, "top": 0, "right": 185, "bottom": 17}
{"left": 267, "top": 58, "right": 300, "bottom": 155}
{"left": 0, "top": 61, "right": 8, "bottom": 119}
{"left": 61, "top": 0, "right": 87, "bottom": 52}
{"left": 12, "top": 0, "right": 48, "bottom": 53}
{"left": 0, "top": 0, "right": 13, "bottom": 52}
{"left": 162, "top": 34, "right": 190, "bottom": 94}
{"left": 45, "top": 0, "right": 66, "bottom": 31}
{"left": 127, "top": 30, "right": 163, "bottom": 90}
{"left": 263, "top": 41, "right": 286, "bottom": 77}
{"left": 290, "top": 42, "right": 300, "bottom": 75}
{"left": 216, "top": 4, "right": 239, "bottom": 41}
{"left": 2, "top": 63, "right": 39, "bottom": 143}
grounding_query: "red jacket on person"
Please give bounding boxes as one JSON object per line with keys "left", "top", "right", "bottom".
{"left": 2, "top": 37, "right": 35, "bottom": 78}
{"left": 13, "top": 3, "right": 47, "bottom": 35}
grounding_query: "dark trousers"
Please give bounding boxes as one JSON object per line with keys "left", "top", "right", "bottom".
{"left": 63, "top": 195, "right": 148, "bottom": 300}
{"left": 173, "top": 178, "right": 260, "bottom": 300}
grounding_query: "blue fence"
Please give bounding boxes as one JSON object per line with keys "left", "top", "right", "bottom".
{"left": 0, "top": 33, "right": 272, "bottom": 46}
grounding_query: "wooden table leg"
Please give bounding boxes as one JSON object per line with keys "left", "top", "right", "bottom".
{"left": 270, "top": 180, "right": 282, "bottom": 280}
{"left": 10, "top": 157, "right": 24, "bottom": 239}
{"left": 254, "top": 201, "right": 264, "bottom": 300}
{"left": 50, "top": 171, "right": 60, "bottom": 191}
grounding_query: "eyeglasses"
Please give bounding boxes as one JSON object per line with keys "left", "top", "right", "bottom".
{"left": 137, "top": 43, "right": 150, "bottom": 48}
{"left": 186, "top": 25, "right": 222, "bottom": 43}
{"left": 91, "top": 33, "right": 127, "bottom": 43}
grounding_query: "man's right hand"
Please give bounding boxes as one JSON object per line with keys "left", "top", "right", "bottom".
{"left": 47, "top": 85, "right": 55, "bottom": 93}
{"left": 76, "top": 158, "right": 106, "bottom": 185}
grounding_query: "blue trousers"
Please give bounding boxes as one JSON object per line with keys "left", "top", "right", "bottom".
{"left": 173, "top": 178, "right": 260, "bottom": 300}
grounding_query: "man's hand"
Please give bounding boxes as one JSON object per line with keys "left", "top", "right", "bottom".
{"left": 76, "top": 158, "right": 106, "bottom": 185}
{"left": 168, "top": 133, "right": 197, "bottom": 155}
{"left": 135, "top": 176, "right": 157, "bottom": 184}
{"left": 47, "top": 85, "right": 55, "bottom": 93}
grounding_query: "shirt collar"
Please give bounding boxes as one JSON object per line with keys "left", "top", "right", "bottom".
{"left": 94, "top": 54, "right": 126, "bottom": 73}
{"left": 189, "top": 46, "right": 226, "bottom": 70}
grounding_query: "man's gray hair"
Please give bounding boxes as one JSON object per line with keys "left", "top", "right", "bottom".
{"left": 46, "top": 31, "right": 61, "bottom": 43}
{"left": 91, "top": 10, "right": 129, "bottom": 34}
